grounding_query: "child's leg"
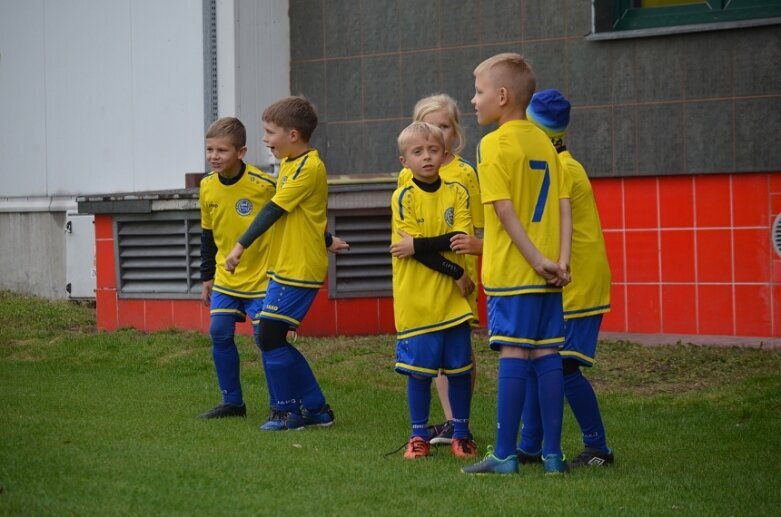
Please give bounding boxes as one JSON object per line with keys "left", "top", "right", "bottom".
{"left": 407, "top": 375, "right": 432, "bottom": 439}
{"left": 447, "top": 373, "right": 472, "bottom": 439}
{"left": 287, "top": 343, "right": 326, "bottom": 411}
{"left": 254, "top": 323, "right": 276, "bottom": 408}
{"left": 257, "top": 319, "right": 298, "bottom": 413}
{"left": 518, "top": 367, "right": 543, "bottom": 455}
{"left": 495, "top": 351, "right": 531, "bottom": 459}
{"left": 564, "top": 359, "right": 609, "bottom": 451}
{"left": 210, "top": 314, "right": 243, "bottom": 406}
{"left": 434, "top": 374, "right": 453, "bottom": 421}
{"left": 533, "top": 351, "right": 565, "bottom": 458}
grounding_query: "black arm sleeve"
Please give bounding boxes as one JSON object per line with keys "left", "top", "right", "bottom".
{"left": 200, "top": 229, "right": 217, "bottom": 281}
{"left": 237, "top": 201, "right": 286, "bottom": 248}
{"left": 324, "top": 231, "right": 333, "bottom": 248}
{"left": 413, "top": 251, "right": 464, "bottom": 279}
{"left": 413, "top": 231, "right": 466, "bottom": 252}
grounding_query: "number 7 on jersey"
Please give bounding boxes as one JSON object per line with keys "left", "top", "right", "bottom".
{"left": 530, "top": 160, "right": 550, "bottom": 223}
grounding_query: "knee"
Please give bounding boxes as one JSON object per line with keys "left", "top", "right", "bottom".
{"left": 256, "top": 320, "right": 289, "bottom": 352}
{"left": 209, "top": 316, "right": 234, "bottom": 341}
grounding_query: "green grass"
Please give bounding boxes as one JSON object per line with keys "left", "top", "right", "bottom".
{"left": 0, "top": 291, "right": 780, "bottom": 515}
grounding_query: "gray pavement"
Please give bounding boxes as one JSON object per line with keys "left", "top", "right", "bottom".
{"left": 599, "top": 332, "right": 781, "bottom": 349}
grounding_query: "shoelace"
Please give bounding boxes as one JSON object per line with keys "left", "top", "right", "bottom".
{"left": 454, "top": 439, "right": 475, "bottom": 455}
{"left": 408, "top": 439, "right": 427, "bottom": 455}
{"left": 383, "top": 438, "right": 439, "bottom": 458}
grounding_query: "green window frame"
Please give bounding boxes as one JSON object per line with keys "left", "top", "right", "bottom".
{"left": 594, "top": 0, "right": 781, "bottom": 33}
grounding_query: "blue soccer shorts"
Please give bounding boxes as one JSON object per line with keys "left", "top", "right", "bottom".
{"left": 210, "top": 290, "right": 265, "bottom": 326}
{"left": 560, "top": 313, "right": 604, "bottom": 367}
{"left": 487, "top": 292, "right": 565, "bottom": 351}
{"left": 258, "top": 279, "right": 318, "bottom": 328}
{"left": 395, "top": 322, "right": 473, "bottom": 378}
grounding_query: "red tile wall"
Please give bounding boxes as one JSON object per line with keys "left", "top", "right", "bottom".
{"left": 593, "top": 171, "right": 781, "bottom": 338}
{"left": 93, "top": 171, "right": 781, "bottom": 339}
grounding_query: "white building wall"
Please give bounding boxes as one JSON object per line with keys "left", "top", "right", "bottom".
{"left": 0, "top": 0, "right": 206, "bottom": 198}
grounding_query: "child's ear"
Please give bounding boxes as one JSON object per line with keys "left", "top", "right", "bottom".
{"left": 399, "top": 155, "right": 407, "bottom": 168}
{"left": 238, "top": 146, "right": 248, "bottom": 159}
{"left": 498, "top": 87, "right": 508, "bottom": 107}
{"left": 289, "top": 128, "right": 300, "bottom": 142}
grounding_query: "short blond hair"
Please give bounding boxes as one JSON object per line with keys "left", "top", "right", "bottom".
{"left": 412, "top": 94, "right": 466, "bottom": 155}
{"left": 474, "top": 53, "right": 536, "bottom": 110}
{"left": 205, "top": 117, "right": 246, "bottom": 148}
{"left": 397, "top": 121, "right": 445, "bottom": 155}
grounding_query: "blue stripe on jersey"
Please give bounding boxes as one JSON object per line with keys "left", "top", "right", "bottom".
{"left": 563, "top": 304, "right": 611, "bottom": 317}
{"left": 271, "top": 272, "right": 323, "bottom": 287}
{"left": 248, "top": 171, "right": 276, "bottom": 187}
{"left": 476, "top": 143, "right": 482, "bottom": 164}
{"left": 444, "top": 180, "right": 470, "bottom": 209}
{"left": 292, "top": 155, "right": 310, "bottom": 179}
{"left": 458, "top": 157, "right": 477, "bottom": 171}
{"left": 397, "top": 185, "right": 414, "bottom": 221}
{"left": 484, "top": 284, "right": 561, "bottom": 295}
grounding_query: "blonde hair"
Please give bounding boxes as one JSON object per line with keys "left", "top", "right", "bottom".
{"left": 474, "top": 53, "right": 536, "bottom": 110}
{"left": 205, "top": 117, "right": 246, "bottom": 148}
{"left": 412, "top": 93, "right": 465, "bottom": 155}
{"left": 397, "top": 121, "right": 445, "bottom": 155}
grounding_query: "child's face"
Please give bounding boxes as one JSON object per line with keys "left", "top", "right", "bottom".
{"left": 421, "top": 110, "right": 455, "bottom": 155}
{"left": 205, "top": 136, "right": 246, "bottom": 176}
{"left": 399, "top": 134, "right": 445, "bottom": 183}
{"left": 472, "top": 72, "right": 502, "bottom": 126}
{"left": 262, "top": 121, "right": 295, "bottom": 159}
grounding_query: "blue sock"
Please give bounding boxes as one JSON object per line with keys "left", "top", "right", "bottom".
{"left": 287, "top": 344, "right": 326, "bottom": 411}
{"left": 262, "top": 346, "right": 298, "bottom": 413}
{"left": 254, "top": 325, "right": 276, "bottom": 409}
{"left": 210, "top": 316, "right": 243, "bottom": 406}
{"left": 534, "top": 353, "right": 564, "bottom": 458}
{"left": 495, "top": 357, "right": 530, "bottom": 459}
{"left": 565, "top": 369, "right": 609, "bottom": 451}
{"left": 518, "top": 368, "right": 543, "bottom": 454}
{"left": 447, "top": 374, "right": 472, "bottom": 439}
{"left": 407, "top": 376, "right": 431, "bottom": 439}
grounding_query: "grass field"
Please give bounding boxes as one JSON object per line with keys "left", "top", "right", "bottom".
{"left": 1, "top": 291, "right": 780, "bottom": 515}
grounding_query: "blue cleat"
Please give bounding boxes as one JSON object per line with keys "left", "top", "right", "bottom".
{"left": 462, "top": 448, "right": 519, "bottom": 475}
{"left": 259, "top": 410, "right": 305, "bottom": 431}
{"left": 543, "top": 454, "right": 570, "bottom": 475}
{"left": 300, "top": 404, "right": 335, "bottom": 428}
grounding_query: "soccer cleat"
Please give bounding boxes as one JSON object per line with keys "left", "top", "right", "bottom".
{"left": 197, "top": 403, "right": 247, "bottom": 419}
{"left": 428, "top": 420, "right": 454, "bottom": 445}
{"left": 542, "top": 454, "right": 570, "bottom": 475}
{"left": 300, "top": 404, "right": 335, "bottom": 428}
{"left": 259, "top": 410, "right": 305, "bottom": 431}
{"left": 570, "top": 447, "right": 614, "bottom": 468}
{"left": 403, "top": 436, "right": 431, "bottom": 459}
{"left": 462, "top": 448, "right": 519, "bottom": 475}
{"left": 516, "top": 448, "right": 543, "bottom": 464}
{"left": 451, "top": 438, "right": 477, "bottom": 458}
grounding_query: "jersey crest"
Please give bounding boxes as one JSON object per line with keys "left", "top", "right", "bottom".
{"left": 444, "top": 207, "right": 455, "bottom": 227}
{"left": 235, "top": 198, "right": 253, "bottom": 216}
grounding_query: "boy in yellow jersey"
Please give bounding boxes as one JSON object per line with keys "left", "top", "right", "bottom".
{"left": 224, "top": 97, "right": 341, "bottom": 431}
{"left": 390, "top": 121, "right": 477, "bottom": 459}
{"left": 518, "top": 89, "right": 614, "bottom": 467}
{"left": 462, "top": 54, "right": 573, "bottom": 475}
{"left": 198, "top": 117, "right": 277, "bottom": 419}
{"left": 397, "top": 94, "right": 483, "bottom": 445}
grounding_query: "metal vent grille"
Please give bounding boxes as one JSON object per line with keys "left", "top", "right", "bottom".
{"left": 329, "top": 209, "right": 392, "bottom": 298}
{"left": 773, "top": 213, "right": 781, "bottom": 259}
{"left": 115, "top": 212, "right": 202, "bottom": 298}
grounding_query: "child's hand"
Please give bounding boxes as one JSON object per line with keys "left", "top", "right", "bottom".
{"left": 390, "top": 230, "right": 415, "bottom": 258}
{"left": 557, "top": 259, "right": 571, "bottom": 286}
{"left": 450, "top": 234, "right": 483, "bottom": 255}
{"left": 328, "top": 235, "right": 350, "bottom": 254}
{"left": 535, "top": 257, "right": 567, "bottom": 287}
{"left": 224, "top": 243, "right": 245, "bottom": 273}
{"left": 455, "top": 272, "right": 475, "bottom": 297}
{"left": 200, "top": 280, "right": 214, "bottom": 306}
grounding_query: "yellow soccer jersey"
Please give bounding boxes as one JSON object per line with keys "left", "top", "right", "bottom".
{"left": 560, "top": 151, "right": 611, "bottom": 318}
{"left": 391, "top": 178, "right": 474, "bottom": 339}
{"left": 200, "top": 163, "right": 277, "bottom": 297}
{"left": 478, "top": 120, "right": 570, "bottom": 296}
{"left": 398, "top": 155, "right": 483, "bottom": 322}
{"left": 268, "top": 149, "right": 328, "bottom": 288}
